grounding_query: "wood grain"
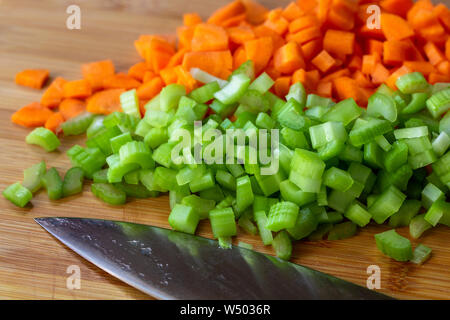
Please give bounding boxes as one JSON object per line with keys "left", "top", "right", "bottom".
{"left": 0, "top": 0, "right": 449, "bottom": 300}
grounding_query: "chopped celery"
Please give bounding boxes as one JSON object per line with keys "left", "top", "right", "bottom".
{"left": 3, "top": 182, "right": 32, "bottom": 207}
{"left": 26, "top": 127, "right": 60, "bottom": 152}
{"left": 375, "top": 229, "right": 413, "bottom": 261}
{"left": 410, "top": 244, "right": 432, "bottom": 264}
{"left": 168, "top": 204, "right": 199, "bottom": 234}
{"left": 91, "top": 183, "right": 126, "bottom": 205}
{"left": 272, "top": 231, "right": 292, "bottom": 260}
{"left": 327, "top": 222, "right": 357, "bottom": 240}
{"left": 22, "top": 161, "right": 46, "bottom": 193}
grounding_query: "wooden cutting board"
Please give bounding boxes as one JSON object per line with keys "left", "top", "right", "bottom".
{"left": 1, "top": 0, "right": 449, "bottom": 300}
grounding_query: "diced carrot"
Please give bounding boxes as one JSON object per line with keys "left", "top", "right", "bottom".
{"left": 380, "top": 0, "right": 413, "bottom": 18}
{"left": 321, "top": 68, "right": 350, "bottom": 82}
{"left": 424, "top": 41, "right": 446, "bottom": 66}
{"left": 241, "top": 0, "right": 269, "bottom": 25}
{"left": 191, "top": 24, "right": 229, "bottom": 52}
{"left": 446, "top": 38, "right": 450, "bottom": 60}
{"left": 160, "top": 67, "right": 179, "bottom": 86}
{"left": 371, "top": 63, "right": 390, "bottom": 85}
{"left": 316, "top": 81, "right": 333, "bottom": 97}
{"left": 59, "top": 99, "right": 86, "bottom": 120}
{"left": 326, "top": 2, "right": 355, "bottom": 31}
{"left": 352, "top": 70, "right": 373, "bottom": 88}
{"left": 128, "top": 62, "right": 152, "bottom": 81}
{"left": 407, "top": 0, "right": 434, "bottom": 24}
{"left": 385, "top": 65, "right": 412, "bottom": 89}
{"left": 318, "top": 0, "right": 332, "bottom": 24}
{"left": 137, "top": 77, "right": 164, "bottom": 100}
{"left": 45, "top": 112, "right": 65, "bottom": 133}
{"left": 306, "top": 69, "right": 320, "bottom": 91}
{"left": 436, "top": 61, "right": 450, "bottom": 76}
{"left": 264, "top": 11, "right": 290, "bottom": 35}
{"left": 177, "top": 26, "right": 195, "bottom": 50}
{"left": 362, "top": 54, "right": 379, "bottom": 74}
{"left": 63, "top": 79, "right": 92, "bottom": 99}
{"left": 182, "top": 50, "right": 233, "bottom": 79}
{"left": 403, "top": 61, "right": 435, "bottom": 76}
{"left": 333, "top": 76, "right": 362, "bottom": 103}
{"left": 323, "top": 29, "right": 355, "bottom": 56}
{"left": 11, "top": 102, "right": 54, "bottom": 128}
{"left": 289, "top": 15, "right": 318, "bottom": 34}
{"left": 347, "top": 55, "right": 362, "bottom": 70}
{"left": 297, "top": 0, "right": 318, "bottom": 14}
{"left": 274, "top": 76, "right": 291, "bottom": 97}
{"left": 139, "top": 99, "right": 148, "bottom": 117}
{"left": 282, "top": 2, "right": 304, "bottom": 21}
{"left": 183, "top": 13, "right": 202, "bottom": 27}
{"left": 244, "top": 37, "right": 274, "bottom": 74}
{"left": 286, "top": 26, "right": 321, "bottom": 45}
{"left": 142, "top": 71, "right": 156, "bottom": 83}
{"left": 175, "top": 66, "right": 198, "bottom": 93}
{"left": 102, "top": 73, "right": 141, "bottom": 90}
{"left": 433, "top": 4, "right": 450, "bottom": 31}
{"left": 358, "top": 25, "right": 386, "bottom": 40}
{"left": 207, "top": 0, "right": 245, "bottom": 25}
{"left": 274, "top": 42, "right": 305, "bottom": 74}
{"left": 143, "top": 36, "right": 176, "bottom": 73}
{"left": 381, "top": 13, "right": 414, "bottom": 41}
{"left": 15, "top": 69, "right": 49, "bottom": 89}
{"left": 221, "top": 13, "right": 247, "bottom": 28}
{"left": 227, "top": 25, "right": 255, "bottom": 44}
{"left": 301, "top": 39, "right": 322, "bottom": 60}
{"left": 383, "top": 40, "right": 410, "bottom": 65}
{"left": 40, "top": 77, "right": 67, "bottom": 108}
{"left": 253, "top": 25, "right": 285, "bottom": 51}
{"left": 265, "top": 60, "right": 282, "bottom": 80}
{"left": 366, "top": 39, "right": 383, "bottom": 57}
{"left": 86, "top": 89, "right": 125, "bottom": 115}
{"left": 233, "top": 46, "right": 247, "bottom": 70}
{"left": 428, "top": 72, "right": 450, "bottom": 84}
{"left": 167, "top": 48, "right": 189, "bottom": 68}
{"left": 419, "top": 24, "right": 447, "bottom": 44}
{"left": 311, "top": 50, "right": 336, "bottom": 72}
{"left": 81, "top": 60, "right": 115, "bottom": 91}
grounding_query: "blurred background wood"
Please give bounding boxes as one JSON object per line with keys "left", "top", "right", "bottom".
{"left": 0, "top": 0, "right": 449, "bottom": 300}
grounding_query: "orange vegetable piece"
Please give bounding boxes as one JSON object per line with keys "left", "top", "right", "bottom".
{"left": 142, "top": 71, "right": 156, "bottom": 83}
{"left": 102, "top": 73, "right": 141, "bottom": 90}
{"left": 15, "top": 69, "right": 49, "bottom": 89}
{"left": 233, "top": 46, "right": 247, "bottom": 70}
{"left": 167, "top": 48, "right": 189, "bottom": 68}
{"left": 177, "top": 26, "right": 195, "bottom": 50}
{"left": 59, "top": 99, "right": 86, "bottom": 120}
{"left": 183, "top": 13, "right": 202, "bottom": 27}
{"left": 282, "top": 2, "right": 304, "bottom": 21}
{"left": 207, "top": 0, "right": 245, "bottom": 25}
{"left": 86, "top": 89, "right": 125, "bottom": 115}
{"left": 175, "top": 66, "right": 198, "bottom": 93}
{"left": 403, "top": 61, "right": 435, "bottom": 76}
{"left": 424, "top": 42, "right": 446, "bottom": 66}
{"left": 137, "top": 77, "right": 164, "bottom": 100}
{"left": 316, "top": 81, "right": 333, "bottom": 97}
{"left": 11, "top": 102, "right": 54, "bottom": 128}
{"left": 347, "top": 55, "right": 362, "bottom": 70}
{"left": 383, "top": 40, "right": 410, "bottom": 65}
{"left": 45, "top": 112, "right": 65, "bottom": 133}
{"left": 244, "top": 37, "right": 274, "bottom": 75}
{"left": 264, "top": 10, "right": 289, "bottom": 35}
{"left": 362, "top": 55, "right": 379, "bottom": 75}
{"left": 241, "top": 0, "right": 269, "bottom": 25}
{"left": 63, "top": 79, "right": 92, "bottom": 99}
{"left": 253, "top": 25, "right": 285, "bottom": 51}
{"left": 227, "top": 25, "right": 255, "bottom": 45}
{"left": 81, "top": 60, "right": 115, "bottom": 91}
{"left": 446, "top": 38, "right": 450, "bottom": 61}
{"left": 436, "top": 61, "right": 450, "bottom": 76}
{"left": 182, "top": 51, "right": 233, "bottom": 79}
{"left": 433, "top": 4, "right": 450, "bottom": 31}
{"left": 380, "top": 13, "right": 414, "bottom": 41}
{"left": 385, "top": 65, "right": 412, "bottom": 89}
{"left": 40, "top": 77, "right": 67, "bottom": 108}
{"left": 371, "top": 63, "right": 390, "bottom": 85}
{"left": 289, "top": 15, "right": 318, "bottom": 34}
{"left": 352, "top": 70, "right": 373, "bottom": 88}
{"left": 321, "top": 68, "right": 350, "bottom": 83}
{"left": 274, "top": 76, "right": 291, "bottom": 97}
{"left": 323, "top": 29, "right": 355, "bottom": 56}
{"left": 160, "top": 67, "right": 179, "bottom": 86}
{"left": 191, "top": 24, "right": 229, "bottom": 52}
{"left": 311, "top": 50, "right": 336, "bottom": 73}
{"left": 301, "top": 39, "right": 322, "bottom": 60}
{"left": 429, "top": 72, "right": 450, "bottom": 84}
{"left": 128, "top": 62, "right": 152, "bottom": 81}
{"left": 380, "top": 0, "right": 413, "bottom": 18}
{"left": 144, "top": 36, "right": 176, "bottom": 73}
{"left": 326, "top": 1, "right": 355, "bottom": 31}
{"left": 286, "top": 26, "right": 321, "bottom": 45}
{"left": 274, "top": 42, "right": 305, "bottom": 74}
{"left": 221, "top": 13, "right": 247, "bottom": 28}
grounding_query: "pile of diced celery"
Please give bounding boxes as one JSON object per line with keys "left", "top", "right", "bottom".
{"left": 3, "top": 61, "right": 449, "bottom": 264}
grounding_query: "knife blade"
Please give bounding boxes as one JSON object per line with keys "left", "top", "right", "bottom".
{"left": 35, "top": 217, "right": 393, "bottom": 300}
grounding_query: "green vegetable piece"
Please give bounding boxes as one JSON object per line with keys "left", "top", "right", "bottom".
{"left": 410, "top": 244, "right": 432, "bottom": 264}
{"left": 327, "top": 221, "right": 357, "bottom": 240}
{"left": 3, "top": 182, "right": 32, "bottom": 207}
{"left": 375, "top": 229, "right": 413, "bottom": 262}
{"left": 266, "top": 201, "right": 299, "bottom": 232}
{"left": 410, "top": 214, "right": 432, "bottom": 239}
{"left": 91, "top": 183, "right": 126, "bottom": 205}
{"left": 26, "top": 127, "right": 60, "bottom": 152}
{"left": 61, "top": 112, "right": 94, "bottom": 136}
{"left": 41, "top": 167, "right": 63, "bottom": 200}
{"left": 168, "top": 204, "right": 199, "bottom": 234}
{"left": 62, "top": 167, "right": 84, "bottom": 197}
{"left": 22, "top": 161, "right": 46, "bottom": 193}
{"left": 209, "top": 207, "right": 237, "bottom": 238}
{"left": 272, "top": 231, "right": 292, "bottom": 260}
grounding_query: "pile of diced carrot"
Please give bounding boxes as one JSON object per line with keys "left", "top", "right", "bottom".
{"left": 12, "top": 0, "right": 450, "bottom": 130}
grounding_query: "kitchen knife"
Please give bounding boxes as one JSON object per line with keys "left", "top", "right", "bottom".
{"left": 35, "top": 217, "right": 393, "bottom": 300}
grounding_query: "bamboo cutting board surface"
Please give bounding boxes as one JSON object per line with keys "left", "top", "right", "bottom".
{"left": 0, "top": 0, "right": 449, "bottom": 300}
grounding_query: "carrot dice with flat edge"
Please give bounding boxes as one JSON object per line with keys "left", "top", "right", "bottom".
{"left": 40, "top": 77, "right": 67, "bottom": 108}
{"left": 380, "top": 13, "right": 414, "bottom": 41}
{"left": 323, "top": 29, "right": 355, "bottom": 56}
{"left": 81, "top": 60, "right": 115, "bottom": 91}
{"left": 244, "top": 37, "right": 274, "bottom": 75}
{"left": 191, "top": 24, "right": 229, "bottom": 52}
{"left": 274, "top": 76, "right": 291, "bottom": 97}
{"left": 311, "top": 50, "right": 336, "bottom": 73}
{"left": 15, "top": 69, "right": 49, "bottom": 89}
{"left": 274, "top": 42, "right": 305, "bottom": 74}
{"left": 137, "top": 77, "right": 164, "bottom": 100}
{"left": 59, "top": 99, "right": 86, "bottom": 120}
{"left": 11, "top": 102, "right": 54, "bottom": 127}
{"left": 86, "top": 89, "right": 124, "bottom": 115}
{"left": 424, "top": 41, "right": 446, "bottom": 66}
{"left": 63, "top": 79, "right": 92, "bottom": 99}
